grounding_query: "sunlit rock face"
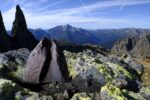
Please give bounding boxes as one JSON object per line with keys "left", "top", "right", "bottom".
{"left": 0, "top": 12, "right": 12, "bottom": 52}
{"left": 112, "top": 34, "right": 150, "bottom": 58}
{"left": 24, "top": 37, "right": 69, "bottom": 84}
{"left": 11, "top": 5, "right": 38, "bottom": 50}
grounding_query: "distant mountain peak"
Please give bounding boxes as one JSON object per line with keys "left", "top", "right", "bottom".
{"left": 65, "top": 24, "right": 71, "bottom": 27}
{"left": 53, "top": 24, "right": 82, "bottom": 33}
{"left": 64, "top": 24, "right": 73, "bottom": 28}
{"left": 57, "top": 24, "right": 73, "bottom": 29}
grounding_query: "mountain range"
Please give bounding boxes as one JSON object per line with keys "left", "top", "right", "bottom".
{"left": 29, "top": 25, "right": 150, "bottom": 49}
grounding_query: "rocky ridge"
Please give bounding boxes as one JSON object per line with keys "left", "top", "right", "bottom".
{"left": 0, "top": 39, "right": 149, "bottom": 99}
{"left": 112, "top": 34, "right": 150, "bottom": 58}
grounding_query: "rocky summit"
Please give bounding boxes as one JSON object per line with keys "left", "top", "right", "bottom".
{"left": 0, "top": 39, "right": 149, "bottom": 99}
{"left": 11, "top": 5, "right": 38, "bottom": 50}
{"left": 0, "top": 12, "right": 12, "bottom": 52}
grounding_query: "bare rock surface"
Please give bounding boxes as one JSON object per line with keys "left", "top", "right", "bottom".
{"left": 24, "top": 37, "right": 69, "bottom": 84}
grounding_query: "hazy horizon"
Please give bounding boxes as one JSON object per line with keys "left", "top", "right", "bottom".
{"left": 1, "top": 0, "right": 150, "bottom": 30}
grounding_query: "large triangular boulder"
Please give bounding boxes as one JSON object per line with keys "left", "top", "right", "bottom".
{"left": 0, "top": 11, "right": 12, "bottom": 52}
{"left": 24, "top": 37, "right": 69, "bottom": 84}
{"left": 11, "top": 5, "right": 38, "bottom": 50}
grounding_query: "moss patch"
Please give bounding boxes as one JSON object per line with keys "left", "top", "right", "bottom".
{"left": 0, "top": 79, "right": 28, "bottom": 100}
{"left": 101, "top": 83, "right": 127, "bottom": 100}
{"left": 95, "top": 64, "right": 113, "bottom": 82}
{"left": 107, "top": 63, "right": 133, "bottom": 80}
{"left": 122, "top": 89, "right": 146, "bottom": 100}
{"left": 71, "top": 93, "right": 92, "bottom": 100}
{"left": 101, "top": 83, "right": 147, "bottom": 100}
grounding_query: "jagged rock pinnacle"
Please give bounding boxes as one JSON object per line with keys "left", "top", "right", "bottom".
{"left": 0, "top": 11, "right": 6, "bottom": 33}
{"left": 0, "top": 11, "right": 12, "bottom": 52}
{"left": 11, "top": 5, "right": 38, "bottom": 50}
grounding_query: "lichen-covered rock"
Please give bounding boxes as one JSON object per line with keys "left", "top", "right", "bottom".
{"left": 0, "top": 78, "right": 59, "bottom": 100}
{"left": 112, "top": 78, "right": 128, "bottom": 89}
{"left": 100, "top": 83, "right": 147, "bottom": 100}
{"left": 71, "top": 93, "right": 92, "bottom": 100}
{"left": 122, "top": 89, "right": 146, "bottom": 100}
{"left": 123, "top": 56, "right": 143, "bottom": 76}
{"left": 0, "top": 48, "right": 30, "bottom": 80}
{"left": 64, "top": 49, "right": 141, "bottom": 92}
{"left": 140, "top": 86, "right": 150, "bottom": 99}
{"left": 25, "top": 92, "right": 54, "bottom": 100}
{"left": 0, "top": 78, "right": 29, "bottom": 100}
{"left": 100, "top": 83, "right": 127, "bottom": 100}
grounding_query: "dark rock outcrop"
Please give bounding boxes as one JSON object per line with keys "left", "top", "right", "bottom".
{"left": 11, "top": 5, "right": 38, "bottom": 50}
{"left": 24, "top": 37, "right": 69, "bottom": 84}
{"left": 0, "top": 12, "right": 12, "bottom": 52}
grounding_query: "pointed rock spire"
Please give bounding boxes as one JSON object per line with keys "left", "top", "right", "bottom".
{"left": 0, "top": 11, "right": 12, "bottom": 52}
{"left": 24, "top": 37, "right": 69, "bottom": 84}
{"left": 11, "top": 5, "right": 38, "bottom": 50}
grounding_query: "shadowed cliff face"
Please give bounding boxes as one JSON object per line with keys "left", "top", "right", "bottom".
{"left": 24, "top": 37, "right": 69, "bottom": 84}
{"left": 0, "top": 12, "right": 12, "bottom": 52}
{"left": 11, "top": 5, "right": 38, "bottom": 50}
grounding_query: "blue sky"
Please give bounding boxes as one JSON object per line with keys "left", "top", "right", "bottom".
{"left": 0, "top": 0, "right": 150, "bottom": 29}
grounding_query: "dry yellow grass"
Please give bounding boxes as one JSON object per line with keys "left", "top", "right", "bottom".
{"left": 142, "top": 67, "right": 150, "bottom": 86}
{"left": 135, "top": 58, "right": 150, "bottom": 86}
